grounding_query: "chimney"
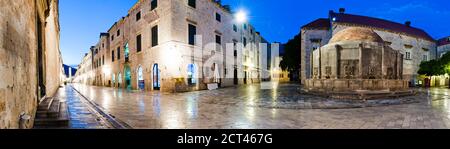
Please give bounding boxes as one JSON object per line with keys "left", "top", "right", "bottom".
{"left": 405, "top": 21, "right": 411, "bottom": 27}
{"left": 339, "top": 8, "right": 345, "bottom": 14}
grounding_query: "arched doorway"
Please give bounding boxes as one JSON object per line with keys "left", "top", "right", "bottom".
{"left": 118, "top": 73, "right": 122, "bottom": 88}
{"left": 124, "top": 66, "right": 132, "bottom": 90}
{"left": 188, "top": 64, "right": 197, "bottom": 85}
{"left": 244, "top": 71, "right": 248, "bottom": 84}
{"left": 153, "top": 64, "right": 160, "bottom": 90}
{"left": 233, "top": 68, "right": 238, "bottom": 85}
{"left": 112, "top": 73, "right": 116, "bottom": 88}
{"left": 137, "top": 66, "right": 145, "bottom": 90}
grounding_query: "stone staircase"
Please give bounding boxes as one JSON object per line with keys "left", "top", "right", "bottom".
{"left": 33, "top": 97, "right": 69, "bottom": 129}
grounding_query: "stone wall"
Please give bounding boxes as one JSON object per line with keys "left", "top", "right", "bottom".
{"left": 0, "top": 0, "right": 61, "bottom": 129}
{"left": 438, "top": 44, "right": 450, "bottom": 57}
{"left": 300, "top": 29, "right": 331, "bottom": 84}
{"left": 305, "top": 79, "right": 409, "bottom": 92}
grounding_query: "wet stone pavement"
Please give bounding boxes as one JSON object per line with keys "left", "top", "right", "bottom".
{"left": 56, "top": 86, "right": 110, "bottom": 129}
{"left": 69, "top": 83, "right": 450, "bottom": 129}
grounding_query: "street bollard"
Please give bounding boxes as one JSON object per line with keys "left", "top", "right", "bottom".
{"left": 19, "top": 112, "right": 31, "bottom": 129}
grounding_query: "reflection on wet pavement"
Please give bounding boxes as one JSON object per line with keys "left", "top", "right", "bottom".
{"left": 70, "top": 83, "right": 450, "bottom": 129}
{"left": 57, "top": 86, "right": 110, "bottom": 129}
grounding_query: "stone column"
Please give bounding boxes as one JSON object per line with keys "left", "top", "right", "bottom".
{"left": 359, "top": 43, "right": 363, "bottom": 78}
{"left": 381, "top": 45, "right": 385, "bottom": 79}
{"left": 335, "top": 45, "right": 341, "bottom": 79}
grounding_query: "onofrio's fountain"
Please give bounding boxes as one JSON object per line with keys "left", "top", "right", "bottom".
{"left": 304, "top": 27, "right": 414, "bottom": 100}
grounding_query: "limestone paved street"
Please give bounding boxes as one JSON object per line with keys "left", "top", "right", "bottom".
{"left": 68, "top": 83, "right": 450, "bottom": 129}
{"left": 55, "top": 86, "right": 110, "bottom": 129}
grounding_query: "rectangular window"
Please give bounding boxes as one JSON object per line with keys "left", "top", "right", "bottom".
{"left": 233, "top": 24, "right": 237, "bottom": 32}
{"left": 423, "top": 55, "right": 428, "bottom": 61}
{"left": 243, "top": 24, "right": 247, "bottom": 30}
{"left": 216, "top": 35, "right": 221, "bottom": 45}
{"left": 216, "top": 13, "right": 221, "bottom": 22}
{"left": 102, "top": 55, "right": 105, "bottom": 65}
{"left": 188, "top": 24, "right": 196, "bottom": 45}
{"left": 112, "top": 50, "right": 115, "bottom": 62}
{"left": 243, "top": 37, "right": 247, "bottom": 47}
{"left": 117, "top": 30, "right": 120, "bottom": 36}
{"left": 117, "top": 47, "right": 121, "bottom": 60}
{"left": 233, "top": 41, "right": 237, "bottom": 57}
{"left": 136, "top": 11, "right": 141, "bottom": 21}
{"left": 151, "top": 0, "right": 157, "bottom": 10}
{"left": 151, "top": 25, "right": 158, "bottom": 47}
{"left": 136, "top": 34, "right": 142, "bottom": 52}
{"left": 405, "top": 52, "right": 411, "bottom": 60}
{"left": 111, "top": 35, "right": 114, "bottom": 41}
{"left": 188, "top": 0, "right": 196, "bottom": 8}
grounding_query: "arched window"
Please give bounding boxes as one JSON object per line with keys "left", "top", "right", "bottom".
{"left": 153, "top": 64, "right": 160, "bottom": 90}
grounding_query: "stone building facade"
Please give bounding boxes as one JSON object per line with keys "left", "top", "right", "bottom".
{"left": 0, "top": 0, "right": 63, "bottom": 128}
{"left": 301, "top": 9, "right": 437, "bottom": 86}
{"left": 74, "top": 0, "right": 267, "bottom": 92}
{"left": 437, "top": 36, "right": 450, "bottom": 58}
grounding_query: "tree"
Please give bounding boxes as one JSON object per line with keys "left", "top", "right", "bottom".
{"left": 280, "top": 33, "right": 301, "bottom": 81}
{"left": 418, "top": 60, "right": 440, "bottom": 76}
{"left": 418, "top": 52, "right": 450, "bottom": 88}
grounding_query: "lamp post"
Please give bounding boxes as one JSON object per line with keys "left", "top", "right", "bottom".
{"left": 235, "top": 10, "right": 247, "bottom": 84}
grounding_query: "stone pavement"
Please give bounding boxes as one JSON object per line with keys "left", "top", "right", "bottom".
{"left": 70, "top": 83, "right": 450, "bottom": 129}
{"left": 55, "top": 86, "right": 110, "bottom": 129}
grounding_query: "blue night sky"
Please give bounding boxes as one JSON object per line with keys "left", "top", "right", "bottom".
{"left": 60, "top": 0, "right": 450, "bottom": 65}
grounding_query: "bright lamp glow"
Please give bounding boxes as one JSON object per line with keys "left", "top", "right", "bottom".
{"left": 235, "top": 10, "right": 247, "bottom": 23}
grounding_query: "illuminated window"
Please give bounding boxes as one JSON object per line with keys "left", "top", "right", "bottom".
{"left": 137, "top": 66, "right": 144, "bottom": 90}
{"left": 188, "top": 64, "right": 197, "bottom": 85}
{"left": 124, "top": 43, "right": 129, "bottom": 62}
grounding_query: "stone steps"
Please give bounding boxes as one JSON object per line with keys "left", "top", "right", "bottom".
{"left": 303, "top": 88, "right": 415, "bottom": 100}
{"left": 34, "top": 97, "right": 69, "bottom": 128}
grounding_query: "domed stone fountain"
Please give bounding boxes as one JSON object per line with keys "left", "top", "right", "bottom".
{"left": 304, "top": 27, "right": 414, "bottom": 100}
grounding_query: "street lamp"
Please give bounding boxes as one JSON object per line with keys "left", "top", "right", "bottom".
{"left": 235, "top": 10, "right": 247, "bottom": 23}
{"left": 235, "top": 10, "right": 248, "bottom": 84}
